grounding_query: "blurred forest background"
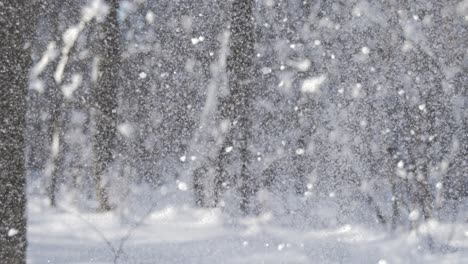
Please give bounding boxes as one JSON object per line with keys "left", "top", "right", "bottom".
{"left": 1, "top": 0, "right": 467, "bottom": 263}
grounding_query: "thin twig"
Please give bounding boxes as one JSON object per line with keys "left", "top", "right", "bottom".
{"left": 57, "top": 205, "right": 119, "bottom": 256}
{"left": 113, "top": 199, "right": 159, "bottom": 264}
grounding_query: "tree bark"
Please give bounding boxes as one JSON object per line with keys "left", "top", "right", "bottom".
{"left": 93, "top": 0, "right": 121, "bottom": 211}
{"left": 0, "top": 1, "right": 37, "bottom": 262}
{"left": 44, "top": 0, "right": 65, "bottom": 207}
{"left": 214, "top": 0, "right": 256, "bottom": 214}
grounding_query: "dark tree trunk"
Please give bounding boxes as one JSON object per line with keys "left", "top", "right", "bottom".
{"left": 292, "top": 136, "right": 307, "bottom": 195}
{"left": 214, "top": 0, "right": 256, "bottom": 214}
{"left": 93, "top": 0, "right": 121, "bottom": 211}
{"left": 44, "top": 0, "right": 65, "bottom": 207}
{"left": 214, "top": 133, "right": 233, "bottom": 207}
{"left": 0, "top": 1, "right": 37, "bottom": 262}
{"left": 193, "top": 166, "right": 208, "bottom": 207}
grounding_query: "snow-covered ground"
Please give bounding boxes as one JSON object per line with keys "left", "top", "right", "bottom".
{"left": 27, "top": 187, "right": 468, "bottom": 264}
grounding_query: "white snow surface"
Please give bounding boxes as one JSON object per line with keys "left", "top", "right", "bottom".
{"left": 27, "top": 190, "right": 468, "bottom": 264}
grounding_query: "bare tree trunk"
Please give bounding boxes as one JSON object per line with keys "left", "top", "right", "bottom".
{"left": 193, "top": 166, "right": 208, "bottom": 207}
{"left": 382, "top": 146, "right": 401, "bottom": 231}
{"left": 47, "top": 43, "right": 64, "bottom": 207}
{"left": 219, "top": 0, "right": 256, "bottom": 214}
{"left": 292, "top": 136, "right": 307, "bottom": 195}
{"left": 92, "top": 0, "right": 121, "bottom": 211}
{"left": 41, "top": 0, "right": 66, "bottom": 207}
{"left": 0, "top": 1, "right": 37, "bottom": 262}
{"left": 214, "top": 132, "right": 233, "bottom": 207}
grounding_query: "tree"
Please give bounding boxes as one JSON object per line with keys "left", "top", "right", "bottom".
{"left": 214, "top": 0, "right": 256, "bottom": 214}
{"left": 0, "top": 1, "right": 38, "bottom": 262}
{"left": 92, "top": 0, "right": 121, "bottom": 211}
{"left": 43, "top": 0, "right": 65, "bottom": 207}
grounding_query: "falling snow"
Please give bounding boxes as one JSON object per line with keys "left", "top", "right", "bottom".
{"left": 1, "top": 0, "right": 467, "bottom": 263}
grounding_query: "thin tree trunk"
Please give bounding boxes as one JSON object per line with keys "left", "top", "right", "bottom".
{"left": 214, "top": 134, "right": 233, "bottom": 207}
{"left": 228, "top": 0, "right": 256, "bottom": 214}
{"left": 292, "top": 136, "right": 307, "bottom": 195}
{"left": 92, "top": 0, "right": 121, "bottom": 211}
{"left": 41, "top": 0, "right": 65, "bottom": 207}
{"left": 193, "top": 166, "right": 208, "bottom": 207}
{"left": 390, "top": 174, "right": 400, "bottom": 231}
{"left": 0, "top": 1, "right": 37, "bottom": 262}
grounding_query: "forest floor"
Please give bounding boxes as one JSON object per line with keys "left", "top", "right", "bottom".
{"left": 27, "top": 184, "right": 468, "bottom": 264}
